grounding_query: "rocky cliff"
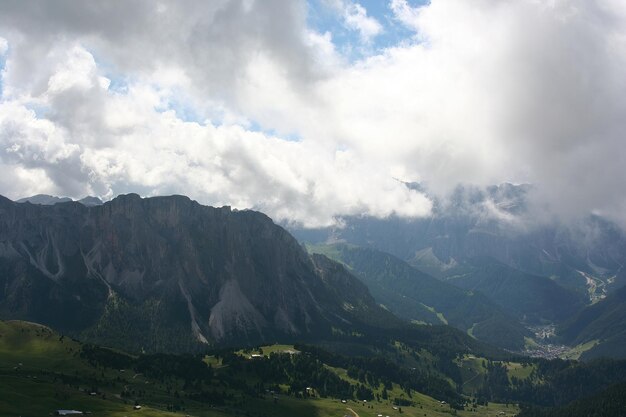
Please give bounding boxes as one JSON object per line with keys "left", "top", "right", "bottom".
{"left": 0, "top": 194, "right": 394, "bottom": 352}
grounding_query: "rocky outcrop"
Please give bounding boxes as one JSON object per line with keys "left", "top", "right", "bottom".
{"left": 0, "top": 194, "right": 392, "bottom": 352}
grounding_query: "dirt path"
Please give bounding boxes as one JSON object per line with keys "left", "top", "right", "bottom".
{"left": 462, "top": 371, "right": 482, "bottom": 386}
{"left": 346, "top": 407, "right": 360, "bottom": 417}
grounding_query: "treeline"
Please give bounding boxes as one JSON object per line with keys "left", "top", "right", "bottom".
{"left": 517, "top": 383, "right": 626, "bottom": 417}
{"left": 476, "top": 357, "right": 626, "bottom": 408}
{"left": 80, "top": 341, "right": 461, "bottom": 405}
{"left": 80, "top": 345, "right": 212, "bottom": 384}
{"left": 221, "top": 351, "right": 368, "bottom": 400}
{"left": 295, "top": 344, "right": 462, "bottom": 407}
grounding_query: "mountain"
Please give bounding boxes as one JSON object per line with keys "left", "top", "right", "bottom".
{"left": 0, "top": 194, "right": 397, "bottom": 353}
{"left": 307, "top": 243, "right": 530, "bottom": 350}
{"left": 290, "top": 183, "right": 626, "bottom": 325}
{"left": 16, "top": 194, "right": 73, "bottom": 205}
{"left": 77, "top": 196, "right": 104, "bottom": 206}
{"left": 560, "top": 285, "right": 626, "bottom": 360}
{"left": 16, "top": 194, "right": 103, "bottom": 207}
{"left": 443, "top": 257, "right": 586, "bottom": 323}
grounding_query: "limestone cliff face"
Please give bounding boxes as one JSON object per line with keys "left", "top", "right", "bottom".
{"left": 0, "top": 194, "right": 392, "bottom": 352}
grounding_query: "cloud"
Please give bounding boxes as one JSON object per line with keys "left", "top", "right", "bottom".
{"left": 296, "top": 0, "right": 626, "bottom": 227}
{"left": 0, "top": 36, "right": 7, "bottom": 55}
{"left": 389, "top": 0, "right": 422, "bottom": 32}
{"left": 335, "top": 1, "right": 384, "bottom": 43}
{"left": 0, "top": 44, "right": 430, "bottom": 226}
{"left": 1, "top": 0, "right": 626, "bottom": 228}
{"left": 0, "top": 0, "right": 322, "bottom": 104}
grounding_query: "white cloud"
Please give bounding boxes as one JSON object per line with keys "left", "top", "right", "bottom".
{"left": 0, "top": 37, "right": 7, "bottom": 55}
{"left": 0, "top": 45, "right": 430, "bottom": 226}
{"left": 389, "top": 0, "right": 422, "bottom": 32}
{"left": 1, "top": 0, "right": 626, "bottom": 229}
{"left": 343, "top": 2, "right": 383, "bottom": 42}
{"left": 327, "top": 0, "right": 383, "bottom": 43}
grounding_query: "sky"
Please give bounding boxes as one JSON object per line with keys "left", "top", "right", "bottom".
{"left": 0, "top": 0, "right": 626, "bottom": 228}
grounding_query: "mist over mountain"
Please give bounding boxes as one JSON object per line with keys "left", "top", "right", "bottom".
{"left": 2, "top": 1, "right": 626, "bottom": 415}
{"left": 291, "top": 183, "right": 626, "bottom": 358}
{"left": 16, "top": 194, "right": 73, "bottom": 205}
{"left": 292, "top": 183, "right": 626, "bottom": 296}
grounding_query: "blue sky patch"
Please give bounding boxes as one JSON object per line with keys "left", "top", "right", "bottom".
{"left": 306, "top": 0, "right": 427, "bottom": 60}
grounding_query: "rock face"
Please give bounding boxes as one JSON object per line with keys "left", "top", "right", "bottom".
{"left": 0, "top": 194, "right": 392, "bottom": 352}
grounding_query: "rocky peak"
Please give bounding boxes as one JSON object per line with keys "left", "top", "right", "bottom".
{"left": 0, "top": 194, "right": 390, "bottom": 353}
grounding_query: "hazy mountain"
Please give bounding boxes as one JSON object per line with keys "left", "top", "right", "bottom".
{"left": 290, "top": 183, "right": 626, "bottom": 326}
{"left": 443, "top": 257, "right": 587, "bottom": 324}
{"left": 0, "top": 194, "right": 396, "bottom": 353}
{"left": 306, "top": 243, "right": 531, "bottom": 350}
{"left": 77, "top": 196, "right": 104, "bottom": 206}
{"left": 16, "top": 194, "right": 73, "bottom": 205}
{"left": 16, "top": 194, "right": 103, "bottom": 207}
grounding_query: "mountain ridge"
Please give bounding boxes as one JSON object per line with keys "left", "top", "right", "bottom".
{"left": 0, "top": 194, "right": 397, "bottom": 353}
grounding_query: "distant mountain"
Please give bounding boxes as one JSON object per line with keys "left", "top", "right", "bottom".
{"left": 290, "top": 183, "right": 626, "bottom": 325}
{"left": 443, "top": 257, "right": 587, "bottom": 324}
{"left": 16, "top": 194, "right": 73, "bottom": 205}
{"left": 306, "top": 243, "right": 530, "bottom": 350}
{"left": 560, "top": 285, "right": 626, "bottom": 360}
{"left": 77, "top": 196, "right": 104, "bottom": 206}
{"left": 0, "top": 194, "right": 397, "bottom": 353}
{"left": 16, "top": 194, "right": 103, "bottom": 207}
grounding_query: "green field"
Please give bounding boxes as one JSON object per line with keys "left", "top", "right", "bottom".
{"left": 0, "top": 320, "right": 519, "bottom": 417}
{"left": 560, "top": 340, "right": 599, "bottom": 360}
{"left": 235, "top": 344, "right": 299, "bottom": 358}
{"left": 504, "top": 362, "right": 535, "bottom": 382}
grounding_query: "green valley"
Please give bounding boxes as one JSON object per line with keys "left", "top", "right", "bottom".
{"left": 1, "top": 320, "right": 520, "bottom": 417}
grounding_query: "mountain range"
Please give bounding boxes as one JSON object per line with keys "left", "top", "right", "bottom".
{"left": 0, "top": 194, "right": 396, "bottom": 353}
{"left": 16, "top": 194, "right": 104, "bottom": 207}
{"left": 291, "top": 183, "right": 626, "bottom": 358}
{"left": 4, "top": 188, "right": 626, "bottom": 360}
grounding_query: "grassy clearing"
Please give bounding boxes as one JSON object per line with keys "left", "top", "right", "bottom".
{"left": 0, "top": 320, "right": 89, "bottom": 372}
{"left": 304, "top": 243, "right": 354, "bottom": 269}
{"left": 243, "top": 393, "right": 518, "bottom": 417}
{"left": 503, "top": 362, "right": 534, "bottom": 382}
{"left": 419, "top": 304, "right": 448, "bottom": 325}
{"left": 523, "top": 337, "right": 540, "bottom": 350}
{"left": 560, "top": 340, "right": 599, "bottom": 360}
{"left": 457, "top": 355, "right": 487, "bottom": 395}
{"left": 235, "top": 344, "right": 299, "bottom": 359}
